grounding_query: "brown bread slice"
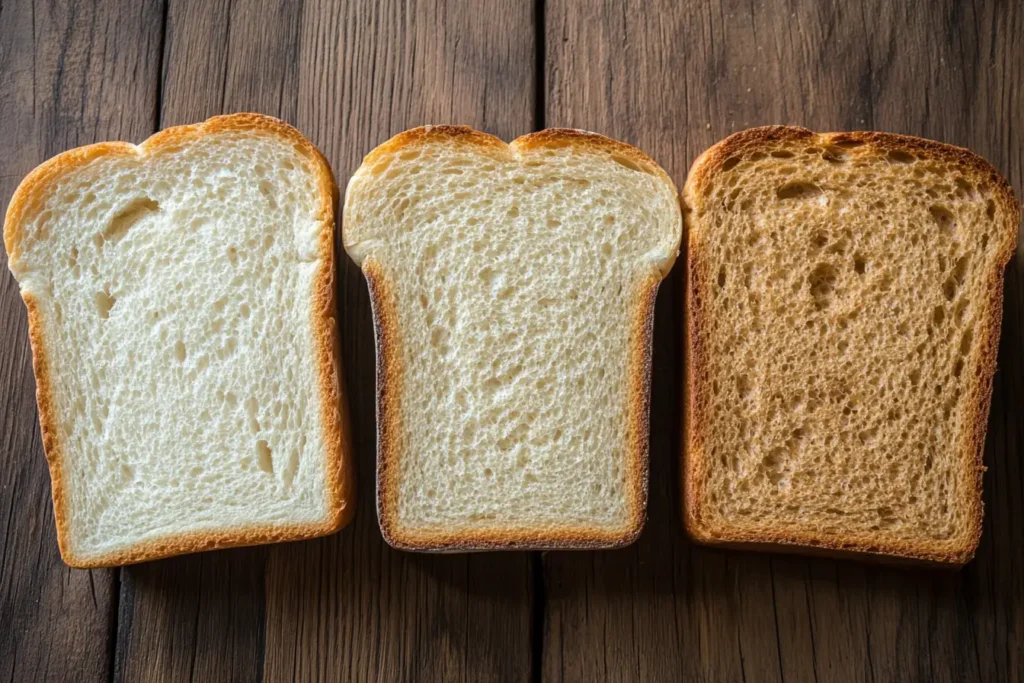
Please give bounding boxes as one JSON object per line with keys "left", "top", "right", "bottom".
{"left": 683, "top": 126, "right": 1018, "bottom": 565}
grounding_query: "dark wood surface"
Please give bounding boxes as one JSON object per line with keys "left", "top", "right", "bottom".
{"left": 0, "top": 1, "right": 1020, "bottom": 681}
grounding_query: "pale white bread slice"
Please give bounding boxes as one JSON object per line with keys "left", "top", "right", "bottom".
{"left": 3, "top": 113, "right": 355, "bottom": 567}
{"left": 683, "top": 126, "right": 1019, "bottom": 565}
{"left": 343, "top": 127, "right": 681, "bottom": 550}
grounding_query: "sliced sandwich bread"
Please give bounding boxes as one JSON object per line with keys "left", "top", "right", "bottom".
{"left": 683, "top": 126, "right": 1018, "bottom": 564}
{"left": 3, "top": 113, "right": 355, "bottom": 567}
{"left": 343, "top": 126, "right": 681, "bottom": 550}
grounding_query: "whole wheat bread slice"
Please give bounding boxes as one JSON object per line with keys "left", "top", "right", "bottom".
{"left": 344, "top": 126, "right": 681, "bottom": 550}
{"left": 683, "top": 126, "right": 1018, "bottom": 565}
{"left": 4, "top": 113, "right": 355, "bottom": 567}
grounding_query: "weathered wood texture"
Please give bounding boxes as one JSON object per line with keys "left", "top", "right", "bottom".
{"left": 0, "top": 1, "right": 163, "bottom": 681}
{"left": 1, "top": 0, "right": 1021, "bottom": 682}
{"left": 542, "top": 1, "right": 1024, "bottom": 682}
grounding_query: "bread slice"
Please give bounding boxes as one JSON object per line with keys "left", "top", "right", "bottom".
{"left": 3, "top": 113, "right": 355, "bottom": 567}
{"left": 343, "top": 126, "right": 681, "bottom": 550}
{"left": 683, "top": 126, "right": 1018, "bottom": 565}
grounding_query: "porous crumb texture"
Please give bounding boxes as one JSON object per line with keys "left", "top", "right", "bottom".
{"left": 5, "top": 118, "right": 341, "bottom": 564}
{"left": 685, "top": 127, "right": 1018, "bottom": 563}
{"left": 344, "top": 127, "right": 681, "bottom": 548}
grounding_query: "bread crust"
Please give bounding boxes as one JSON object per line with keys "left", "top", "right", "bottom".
{"left": 348, "top": 126, "right": 679, "bottom": 551}
{"left": 682, "top": 126, "right": 1019, "bottom": 566}
{"left": 4, "top": 113, "right": 355, "bottom": 568}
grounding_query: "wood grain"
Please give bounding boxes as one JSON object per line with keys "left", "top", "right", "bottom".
{"left": 1, "top": 1, "right": 1022, "bottom": 681}
{"left": 543, "top": 1, "right": 1024, "bottom": 681}
{"left": 262, "top": 1, "right": 536, "bottom": 681}
{"left": 0, "top": 1, "right": 163, "bottom": 681}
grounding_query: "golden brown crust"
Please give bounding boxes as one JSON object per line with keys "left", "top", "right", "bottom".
{"left": 350, "top": 126, "right": 679, "bottom": 551}
{"left": 4, "top": 113, "right": 355, "bottom": 568}
{"left": 513, "top": 128, "right": 677, "bottom": 190}
{"left": 359, "top": 125, "right": 513, "bottom": 172}
{"left": 682, "top": 125, "right": 1019, "bottom": 566}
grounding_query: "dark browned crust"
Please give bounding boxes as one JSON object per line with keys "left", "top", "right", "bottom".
{"left": 348, "top": 126, "right": 680, "bottom": 551}
{"left": 682, "top": 126, "right": 1019, "bottom": 566}
{"left": 4, "top": 113, "right": 356, "bottom": 568}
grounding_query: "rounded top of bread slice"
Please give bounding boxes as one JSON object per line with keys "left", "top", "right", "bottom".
{"left": 344, "top": 126, "right": 681, "bottom": 550}
{"left": 4, "top": 113, "right": 353, "bottom": 567}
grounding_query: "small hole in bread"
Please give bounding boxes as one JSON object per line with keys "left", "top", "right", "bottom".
{"left": 959, "top": 327, "right": 974, "bottom": 356}
{"left": 986, "top": 199, "right": 996, "bottom": 221}
{"left": 887, "top": 149, "right": 915, "bottom": 164}
{"left": 942, "top": 278, "right": 957, "bottom": 301}
{"left": 929, "top": 205, "right": 956, "bottom": 234}
{"left": 721, "top": 156, "right": 741, "bottom": 172}
{"left": 951, "top": 253, "right": 970, "bottom": 285}
{"left": 95, "top": 287, "right": 116, "bottom": 319}
{"left": 762, "top": 448, "right": 787, "bottom": 485}
{"left": 808, "top": 263, "right": 838, "bottom": 310}
{"left": 258, "top": 180, "right": 277, "bottom": 208}
{"left": 822, "top": 146, "right": 849, "bottom": 164}
{"left": 777, "top": 181, "right": 823, "bottom": 201}
{"left": 770, "top": 150, "right": 794, "bottom": 159}
{"left": 736, "top": 374, "right": 751, "bottom": 399}
{"left": 256, "top": 440, "right": 274, "bottom": 473}
{"left": 105, "top": 197, "right": 159, "bottom": 243}
{"left": 173, "top": 340, "right": 187, "bottom": 362}
{"left": 954, "top": 177, "right": 976, "bottom": 199}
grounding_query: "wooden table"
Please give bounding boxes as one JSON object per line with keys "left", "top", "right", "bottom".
{"left": 1, "top": 1, "right": 1021, "bottom": 681}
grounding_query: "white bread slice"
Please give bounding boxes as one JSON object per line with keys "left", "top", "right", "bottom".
{"left": 683, "top": 126, "right": 1019, "bottom": 565}
{"left": 343, "top": 127, "right": 681, "bottom": 550}
{"left": 3, "top": 113, "right": 355, "bottom": 567}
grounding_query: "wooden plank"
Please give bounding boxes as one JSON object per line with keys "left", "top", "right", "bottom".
{"left": 542, "top": 1, "right": 1024, "bottom": 681}
{"left": 0, "top": 1, "right": 164, "bottom": 681}
{"left": 261, "top": 1, "right": 537, "bottom": 681}
{"left": 112, "top": 1, "right": 302, "bottom": 681}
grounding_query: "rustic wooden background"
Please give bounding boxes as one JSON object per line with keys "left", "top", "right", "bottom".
{"left": 0, "top": 0, "right": 1021, "bottom": 681}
